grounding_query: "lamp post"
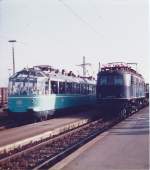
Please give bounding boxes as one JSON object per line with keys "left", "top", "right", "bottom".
{"left": 8, "top": 40, "right": 16, "bottom": 75}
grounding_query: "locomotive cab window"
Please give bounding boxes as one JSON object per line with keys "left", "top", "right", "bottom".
{"left": 114, "top": 75, "right": 123, "bottom": 85}
{"left": 98, "top": 74, "right": 123, "bottom": 86}
{"left": 99, "top": 76, "right": 107, "bottom": 85}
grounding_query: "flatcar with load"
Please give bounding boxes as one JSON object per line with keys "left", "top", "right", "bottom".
{"left": 96, "top": 62, "right": 146, "bottom": 119}
{"left": 8, "top": 65, "right": 96, "bottom": 120}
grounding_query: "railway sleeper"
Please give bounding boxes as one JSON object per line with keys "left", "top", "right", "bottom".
{"left": 0, "top": 107, "right": 147, "bottom": 170}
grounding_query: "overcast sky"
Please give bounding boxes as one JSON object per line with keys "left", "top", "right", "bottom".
{"left": 0, "top": 0, "right": 149, "bottom": 86}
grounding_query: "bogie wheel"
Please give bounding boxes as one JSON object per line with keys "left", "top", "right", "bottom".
{"left": 120, "top": 108, "right": 127, "bottom": 120}
{"left": 127, "top": 106, "right": 132, "bottom": 116}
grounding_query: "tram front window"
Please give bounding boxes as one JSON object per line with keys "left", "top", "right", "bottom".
{"left": 9, "top": 80, "right": 37, "bottom": 95}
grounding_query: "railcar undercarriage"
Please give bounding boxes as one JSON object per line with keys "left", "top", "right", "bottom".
{"left": 97, "top": 97, "right": 146, "bottom": 120}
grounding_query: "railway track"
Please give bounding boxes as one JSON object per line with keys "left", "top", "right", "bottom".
{"left": 0, "top": 105, "right": 144, "bottom": 170}
{"left": 0, "top": 112, "right": 123, "bottom": 170}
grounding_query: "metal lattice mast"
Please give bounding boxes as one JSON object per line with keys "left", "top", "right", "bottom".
{"left": 77, "top": 56, "right": 91, "bottom": 76}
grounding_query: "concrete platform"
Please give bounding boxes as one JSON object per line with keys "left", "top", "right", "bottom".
{"left": 0, "top": 112, "right": 91, "bottom": 153}
{"left": 51, "top": 107, "right": 149, "bottom": 170}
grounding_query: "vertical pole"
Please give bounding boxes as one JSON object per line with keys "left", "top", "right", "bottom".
{"left": 98, "top": 62, "right": 101, "bottom": 72}
{"left": 83, "top": 56, "right": 86, "bottom": 76}
{"left": 77, "top": 56, "right": 91, "bottom": 77}
{"left": 8, "top": 69, "right": 12, "bottom": 77}
{"left": 8, "top": 40, "right": 16, "bottom": 75}
{"left": 12, "top": 46, "right": 15, "bottom": 74}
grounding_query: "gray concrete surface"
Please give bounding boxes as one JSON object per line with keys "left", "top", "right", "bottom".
{"left": 0, "top": 112, "right": 90, "bottom": 147}
{"left": 51, "top": 107, "right": 149, "bottom": 170}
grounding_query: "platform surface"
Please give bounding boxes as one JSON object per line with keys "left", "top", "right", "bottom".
{"left": 0, "top": 112, "right": 90, "bottom": 147}
{"left": 51, "top": 107, "right": 149, "bottom": 170}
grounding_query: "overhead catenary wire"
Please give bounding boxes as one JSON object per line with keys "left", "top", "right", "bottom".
{"left": 58, "top": 0, "right": 100, "bottom": 36}
{"left": 87, "top": 0, "right": 102, "bottom": 21}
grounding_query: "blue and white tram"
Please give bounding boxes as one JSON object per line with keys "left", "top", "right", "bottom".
{"left": 8, "top": 65, "right": 96, "bottom": 120}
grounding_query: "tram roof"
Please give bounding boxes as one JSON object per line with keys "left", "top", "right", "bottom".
{"left": 9, "top": 67, "right": 96, "bottom": 85}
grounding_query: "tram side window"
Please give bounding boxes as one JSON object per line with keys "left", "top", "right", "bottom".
{"left": 45, "top": 81, "right": 49, "bottom": 94}
{"left": 84, "top": 84, "right": 87, "bottom": 94}
{"left": 78, "top": 84, "right": 81, "bottom": 94}
{"left": 88, "top": 85, "right": 90, "bottom": 94}
{"left": 76, "top": 83, "right": 80, "bottom": 94}
{"left": 72, "top": 83, "right": 77, "bottom": 94}
{"left": 83, "top": 84, "right": 86, "bottom": 94}
{"left": 87, "top": 84, "right": 90, "bottom": 94}
{"left": 59, "top": 82, "right": 65, "bottom": 94}
{"left": 70, "top": 83, "right": 74, "bottom": 93}
{"left": 76, "top": 83, "right": 79, "bottom": 94}
{"left": 51, "top": 81, "right": 58, "bottom": 94}
{"left": 81, "top": 84, "right": 84, "bottom": 94}
{"left": 80, "top": 84, "right": 83, "bottom": 94}
{"left": 93, "top": 85, "right": 96, "bottom": 94}
{"left": 85, "top": 84, "right": 88, "bottom": 94}
{"left": 71, "top": 83, "right": 74, "bottom": 93}
{"left": 86, "top": 84, "right": 89, "bottom": 94}
{"left": 72, "top": 83, "right": 75, "bottom": 93}
{"left": 81, "top": 84, "right": 87, "bottom": 94}
{"left": 66, "top": 82, "right": 72, "bottom": 94}
{"left": 89, "top": 85, "right": 92, "bottom": 94}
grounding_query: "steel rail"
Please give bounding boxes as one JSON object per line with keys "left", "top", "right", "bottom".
{"left": 0, "top": 107, "right": 141, "bottom": 170}
{"left": 0, "top": 117, "right": 119, "bottom": 170}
